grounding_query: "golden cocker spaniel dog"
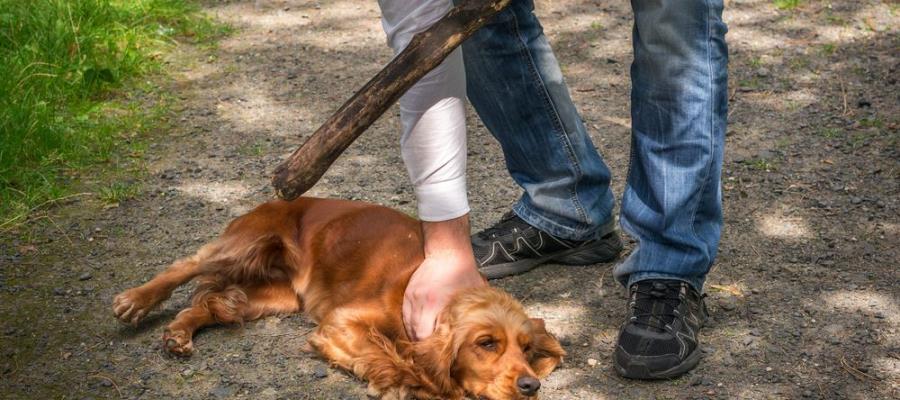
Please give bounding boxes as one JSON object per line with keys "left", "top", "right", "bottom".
{"left": 113, "top": 197, "right": 565, "bottom": 399}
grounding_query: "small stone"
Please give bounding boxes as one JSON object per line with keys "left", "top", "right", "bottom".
{"left": 851, "top": 197, "right": 862, "bottom": 205}
{"left": 313, "top": 366, "right": 328, "bottom": 379}
{"left": 802, "top": 390, "right": 813, "bottom": 398}
{"left": 53, "top": 288, "right": 65, "bottom": 296}
{"left": 765, "top": 367, "right": 773, "bottom": 372}
{"left": 78, "top": 273, "right": 92, "bottom": 281}
{"left": 182, "top": 368, "right": 194, "bottom": 378}
{"left": 587, "top": 358, "right": 598, "bottom": 367}
{"left": 718, "top": 297, "right": 737, "bottom": 311}
{"left": 210, "top": 384, "right": 232, "bottom": 399}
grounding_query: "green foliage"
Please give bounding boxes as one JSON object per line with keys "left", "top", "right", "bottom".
{"left": 0, "top": 0, "right": 227, "bottom": 225}
{"left": 818, "top": 127, "right": 842, "bottom": 139}
{"left": 858, "top": 117, "right": 883, "bottom": 129}
{"left": 98, "top": 181, "right": 141, "bottom": 204}
{"left": 747, "top": 56, "right": 763, "bottom": 68}
{"left": 747, "top": 158, "right": 777, "bottom": 172}
{"left": 773, "top": 0, "right": 802, "bottom": 10}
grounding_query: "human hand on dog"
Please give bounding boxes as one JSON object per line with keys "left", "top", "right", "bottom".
{"left": 403, "top": 214, "right": 487, "bottom": 341}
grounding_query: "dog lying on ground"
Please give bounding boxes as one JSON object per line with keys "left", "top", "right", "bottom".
{"left": 112, "top": 197, "right": 565, "bottom": 399}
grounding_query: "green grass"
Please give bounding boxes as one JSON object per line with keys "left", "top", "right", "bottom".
{"left": 818, "top": 127, "right": 842, "bottom": 139}
{"left": 773, "top": 0, "right": 802, "bottom": 10}
{"left": 747, "top": 56, "right": 763, "bottom": 68}
{"left": 858, "top": 117, "right": 884, "bottom": 129}
{"left": 98, "top": 181, "right": 141, "bottom": 204}
{"left": 0, "top": 0, "right": 228, "bottom": 227}
{"left": 237, "top": 140, "right": 267, "bottom": 157}
{"left": 747, "top": 158, "right": 777, "bottom": 172}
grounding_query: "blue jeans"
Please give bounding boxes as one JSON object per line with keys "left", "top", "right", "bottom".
{"left": 460, "top": 0, "right": 728, "bottom": 290}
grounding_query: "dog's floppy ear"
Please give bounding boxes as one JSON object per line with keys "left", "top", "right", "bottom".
{"left": 528, "top": 318, "right": 566, "bottom": 377}
{"left": 410, "top": 312, "right": 460, "bottom": 394}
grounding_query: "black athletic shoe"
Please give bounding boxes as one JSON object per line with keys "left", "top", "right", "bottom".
{"left": 613, "top": 279, "right": 709, "bottom": 379}
{"left": 471, "top": 212, "right": 623, "bottom": 279}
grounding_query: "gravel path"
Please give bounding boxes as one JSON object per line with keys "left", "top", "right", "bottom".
{"left": 2, "top": 0, "right": 898, "bottom": 399}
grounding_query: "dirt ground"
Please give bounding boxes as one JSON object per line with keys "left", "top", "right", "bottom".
{"left": 1, "top": 0, "right": 898, "bottom": 399}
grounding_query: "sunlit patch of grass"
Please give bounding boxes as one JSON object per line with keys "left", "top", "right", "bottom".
{"left": 0, "top": 0, "right": 229, "bottom": 225}
{"left": 747, "top": 158, "right": 777, "bottom": 172}
{"left": 98, "top": 182, "right": 141, "bottom": 204}
{"left": 820, "top": 43, "right": 836, "bottom": 56}
{"left": 773, "top": 0, "right": 802, "bottom": 10}
{"left": 590, "top": 21, "right": 604, "bottom": 30}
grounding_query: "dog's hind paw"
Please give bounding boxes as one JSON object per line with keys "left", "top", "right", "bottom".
{"left": 162, "top": 329, "right": 194, "bottom": 356}
{"left": 112, "top": 288, "right": 158, "bottom": 325}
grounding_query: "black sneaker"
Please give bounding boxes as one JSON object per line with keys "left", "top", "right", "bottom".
{"left": 613, "top": 279, "right": 709, "bottom": 379}
{"left": 471, "top": 212, "right": 623, "bottom": 279}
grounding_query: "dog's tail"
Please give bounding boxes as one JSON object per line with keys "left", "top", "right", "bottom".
{"left": 197, "top": 232, "right": 293, "bottom": 284}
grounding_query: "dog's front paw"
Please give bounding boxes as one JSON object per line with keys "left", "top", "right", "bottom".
{"left": 112, "top": 288, "right": 158, "bottom": 325}
{"left": 162, "top": 329, "right": 194, "bottom": 356}
{"left": 367, "top": 384, "right": 409, "bottom": 400}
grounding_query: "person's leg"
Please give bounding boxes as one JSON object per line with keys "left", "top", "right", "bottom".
{"left": 612, "top": 0, "right": 728, "bottom": 379}
{"left": 460, "top": 0, "right": 622, "bottom": 278}
{"left": 461, "top": 0, "right": 615, "bottom": 240}
{"left": 613, "top": 0, "right": 728, "bottom": 293}
{"left": 377, "top": 0, "right": 485, "bottom": 341}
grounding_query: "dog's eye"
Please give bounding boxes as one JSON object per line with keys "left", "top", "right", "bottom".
{"left": 522, "top": 343, "right": 532, "bottom": 353}
{"left": 477, "top": 338, "right": 497, "bottom": 351}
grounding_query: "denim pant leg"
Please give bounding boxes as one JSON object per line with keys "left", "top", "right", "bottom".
{"left": 458, "top": 0, "right": 615, "bottom": 241}
{"left": 613, "top": 0, "right": 729, "bottom": 290}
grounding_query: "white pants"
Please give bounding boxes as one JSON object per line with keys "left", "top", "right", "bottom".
{"left": 378, "top": 0, "right": 468, "bottom": 221}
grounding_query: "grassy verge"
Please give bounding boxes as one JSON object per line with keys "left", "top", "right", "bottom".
{"left": 0, "top": 0, "right": 229, "bottom": 228}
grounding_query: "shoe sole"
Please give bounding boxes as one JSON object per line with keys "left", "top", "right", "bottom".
{"left": 479, "top": 233, "right": 623, "bottom": 280}
{"left": 612, "top": 346, "right": 702, "bottom": 380}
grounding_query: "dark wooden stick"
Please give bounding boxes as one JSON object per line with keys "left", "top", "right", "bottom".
{"left": 272, "top": 0, "right": 511, "bottom": 200}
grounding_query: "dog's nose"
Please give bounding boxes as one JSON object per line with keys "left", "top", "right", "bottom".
{"left": 516, "top": 376, "right": 541, "bottom": 396}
